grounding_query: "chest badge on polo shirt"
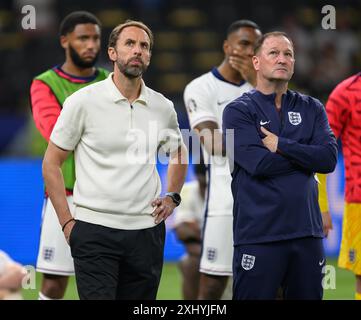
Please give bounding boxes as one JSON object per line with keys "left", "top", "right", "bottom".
{"left": 288, "top": 112, "right": 302, "bottom": 125}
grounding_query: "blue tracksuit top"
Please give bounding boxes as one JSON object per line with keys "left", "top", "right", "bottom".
{"left": 222, "top": 89, "right": 338, "bottom": 245}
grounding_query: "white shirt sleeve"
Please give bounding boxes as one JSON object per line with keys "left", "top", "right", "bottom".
{"left": 159, "top": 102, "right": 183, "bottom": 154}
{"left": 184, "top": 78, "right": 218, "bottom": 129}
{"left": 50, "top": 93, "right": 86, "bottom": 151}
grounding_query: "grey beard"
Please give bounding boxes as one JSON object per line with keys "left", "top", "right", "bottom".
{"left": 116, "top": 61, "right": 147, "bottom": 79}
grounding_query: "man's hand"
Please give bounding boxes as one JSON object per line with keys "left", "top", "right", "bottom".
{"left": 151, "top": 196, "right": 177, "bottom": 224}
{"left": 261, "top": 126, "right": 278, "bottom": 153}
{"left": 229, "top": 50, "right": 257, "bottom": 86}
{"left": 321, "top": 211, "right": 333, "bottom": 238}
{"left": 63, "top": 220, "right": 76, "bottom": 245}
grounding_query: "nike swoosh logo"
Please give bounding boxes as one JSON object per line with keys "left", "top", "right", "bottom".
{"left": 319, "top": 259, "right": 325, "bottom": 266}
{"left": 260, "top": 120, "right": 271, "bottom": 126}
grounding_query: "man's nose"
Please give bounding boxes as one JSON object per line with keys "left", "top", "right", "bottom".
{"left": 133, "top": 43, "right": 143, "bottom": 55}
{"left": 86, "top": 39, "right": 97, "bottom": 50}
{"left": 277, "top": 53, "right": 287, "bottom": 64}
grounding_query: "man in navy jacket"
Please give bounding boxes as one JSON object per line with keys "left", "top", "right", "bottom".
{"left": 222, "top": 31, "right": 337, "bottom": 300}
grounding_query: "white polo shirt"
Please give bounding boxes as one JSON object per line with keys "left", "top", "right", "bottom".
{"left": 50, "top": 73, "right": 183, "bottom": 230}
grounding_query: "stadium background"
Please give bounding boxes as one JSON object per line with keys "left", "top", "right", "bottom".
{"left": 0, "top": 0, "right": 359, "bottom": 298}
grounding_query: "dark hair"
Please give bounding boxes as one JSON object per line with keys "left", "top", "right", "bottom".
{"left": 254, "top": 31, "right": 294, "bottom": 54}
{"left": 226, "top": 19, "right": 261, "bottom": 38}
{"left": 59, "top": 11, "right": 101, "bottom": 36}
{"left": 108, "top": 20, "right": 154, "bottom": 51}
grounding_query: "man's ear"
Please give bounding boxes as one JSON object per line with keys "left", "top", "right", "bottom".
{"left": 223, "top": 40, "right": 229, "bottom": 55}
{"left": 108, "top": 47, "right": 117, "bottom": 62}
{"left": 60, "top": 35, "right": 68, "bottom": 50}
{"left": 252, "top": 55, "right": 259, "bottom": 71}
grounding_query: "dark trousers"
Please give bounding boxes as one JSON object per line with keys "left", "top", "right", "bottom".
{"left": 69, "top": 220, "right": 165, "bottom": 300}
{"left": 233, "top": 237, "right": 325, "bottom": 300}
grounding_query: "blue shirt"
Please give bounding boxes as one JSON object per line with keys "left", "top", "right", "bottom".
{"left": 222, "top": 89, "right": 338, "bottom": 245}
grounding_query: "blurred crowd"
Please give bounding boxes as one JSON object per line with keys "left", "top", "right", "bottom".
{"left": 0, "top": 0, "right": 360, "bottom": 155}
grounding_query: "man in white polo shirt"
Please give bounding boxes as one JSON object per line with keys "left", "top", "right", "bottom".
{"left": 42, "top": 20, "right": 188, "bottom": 300}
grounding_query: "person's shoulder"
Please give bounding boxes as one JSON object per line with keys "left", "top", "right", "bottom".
{"left": 96, "top": 67, "right": 110, "bottom": 77}
{"left": 145, "top": 85, "right": 174, "bottom": 109}
{"left": 73, "top": 77, "right": 108, "bottom": 97}
{"left": 224, "top": 90, "right": 255, "bottom": 113}
{"left": 290, "top": 90, "right": 324, "bottom": 111}
{"left": 63, "top": 79, "right": 107, "bottom": 107}
{"left": 186, "top": 71, "right": 213, "bottom": 87}
{"left": 330, "top": 73, "right": 361, "bottom": 97}
{"left": 184, "top": 71, "right": 215, "bottom": 94}
{"left": 33, "top": 67, "right": 56, "bottom": 81}
{"left": 337, "top": 73, "right": 361, "bottom": 90}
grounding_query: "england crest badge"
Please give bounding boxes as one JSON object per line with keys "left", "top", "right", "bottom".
{"left": 241, "top": 254, "right": 256, "bottom": 270}
{"left": 288, "top": 112, "right": 302, "bottom": 125}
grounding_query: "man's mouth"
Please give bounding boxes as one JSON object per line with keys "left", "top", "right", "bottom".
{"left": 130, "top": 59, "right": 142, "bottom": 64}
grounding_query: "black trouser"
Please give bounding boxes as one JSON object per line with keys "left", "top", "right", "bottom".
{"left": 69, "top": 220, "right": 165, "bottom": 300}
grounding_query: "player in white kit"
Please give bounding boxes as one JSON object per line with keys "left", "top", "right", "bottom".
{"left": 173, "top": 164, "right": 206, "bottom": 299}
{"left": 183, "top": 20, "right": 262, "bottom": 299}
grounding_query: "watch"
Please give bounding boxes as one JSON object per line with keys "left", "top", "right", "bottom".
{"left": 165, "top": 192, "right": 182, "bottom": 207}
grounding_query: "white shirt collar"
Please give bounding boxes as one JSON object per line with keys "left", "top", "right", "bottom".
{"left": 106, "top": 72, "right": 148, "bottom": 106}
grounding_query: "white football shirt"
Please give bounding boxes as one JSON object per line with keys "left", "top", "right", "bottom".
{"left": 184, "top": 68, "right": 253, "bottom": 217}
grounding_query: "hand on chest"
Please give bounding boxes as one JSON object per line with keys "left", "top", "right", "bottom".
{"left": 255, "top": 108, "right": 313, "bottom": 143}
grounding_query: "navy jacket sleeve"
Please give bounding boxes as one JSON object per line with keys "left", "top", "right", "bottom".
{"left": 223, "top": 101, "right": 298, "bottom": 177}
{"left": 277, "top": 98, "right": 338, "bottom": 173}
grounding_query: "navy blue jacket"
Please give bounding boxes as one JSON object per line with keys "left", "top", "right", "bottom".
{"left": 222, "top": 89, "right": 338, "bottom": 245}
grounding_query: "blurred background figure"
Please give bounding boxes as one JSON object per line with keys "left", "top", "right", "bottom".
{"left": 183, "top": 19, "right": 262, "bottom": 299}
{"left": 318, "top": 71, "right": 361, "bottom": 300}
{"left": 0, "top": 250, "right": 27, "bottom": 300}
{"left": 173, "top": 163, "right": 206, "bottom": 300}
{"left": 174, "top": 162, "right": 233, "bottom": 299}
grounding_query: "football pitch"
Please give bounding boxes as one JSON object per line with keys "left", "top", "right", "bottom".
{"left": 21, "top": 258, "right": 355, "bottom": 300}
